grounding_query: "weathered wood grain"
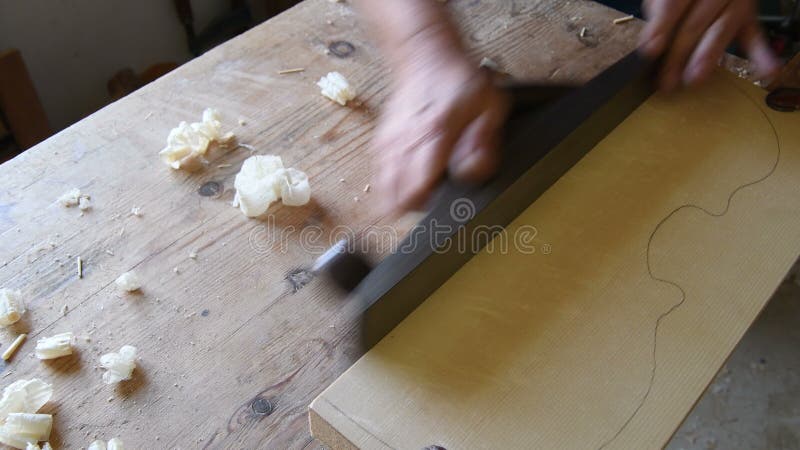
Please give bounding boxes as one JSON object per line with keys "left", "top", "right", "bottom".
{"left": 0, "top": 0, "right": 649, "bottom": 447}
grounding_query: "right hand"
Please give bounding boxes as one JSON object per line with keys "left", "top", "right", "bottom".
{"left": 640, "top": 0, "right": 780, "bottom": 90}
{"left": 373, "top": 47, "right": 508, "bottom": 214}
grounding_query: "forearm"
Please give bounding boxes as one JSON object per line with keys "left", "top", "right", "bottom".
{"left": 353, "top": 0, "right": 468, "bottom": 74}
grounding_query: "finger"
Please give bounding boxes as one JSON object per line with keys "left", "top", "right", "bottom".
{"left": 392, "top": 80, "right": 505, "bottom": 211}
{"left": 394, "top": 129, "right": 460, "bottom": 211}
{"left": 449, "top": 93, "right": 508, "bottom": 182}
{"left": 660, "top": 0, "right": 730, "bottom": 90}
{"left": 737, "top": 19, "right": 781, "bottom": 79}
{"left": 639, "top": 0, "right": 693, "bottom": 58}
{"left": 682, "top": 9, "right": 743, "bottom": 85}
{"left": 375, "top": 107, "right": 474, "bottom": 213}
{"left": 449, "top": 115, "right": 501, "bottom": 183}
{"left": 373, "top": 131, "right": 405, "bottom": 216}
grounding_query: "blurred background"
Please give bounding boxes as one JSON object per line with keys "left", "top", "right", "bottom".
{"left": 0, "top": 0, "right": 304, "bottom": 162}
{"left": 0, "top": 0, "right": 797, "bottom": 162}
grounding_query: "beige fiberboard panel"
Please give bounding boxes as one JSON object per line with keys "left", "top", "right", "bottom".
{"left": 310, "top": 70, "right": 800, "bottom": 449}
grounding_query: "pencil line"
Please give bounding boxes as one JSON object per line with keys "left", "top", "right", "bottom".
{"left": 599, "top": 81, "right": 781, "bottom": 449}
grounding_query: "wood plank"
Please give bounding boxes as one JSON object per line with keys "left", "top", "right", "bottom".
{"left": 0, "top": 0, "right": 649, "bottom": 447}
{"left": 310, "top": 71, "right": 800, "bottom": 449}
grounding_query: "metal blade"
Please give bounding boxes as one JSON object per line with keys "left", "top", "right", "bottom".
{"left": 354, "top": 51, "right": 656, "bottom": 350}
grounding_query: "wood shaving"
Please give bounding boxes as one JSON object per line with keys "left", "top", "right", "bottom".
{"left": 479, "top": 57, "right": 501, "bottom": 72}
{"left": 233, "top": 155, "right": 311, "bottom": 216}
{"left": 115, "top": 271, "right": 141, "bottom": 292}
{"left": 99, "top": 346, "right": 137, "bottom": 384}
{"left": 613, "top": 15, "right": 635, "bottom": 24}
{"left": 0, "top": 289, "right": 24, "bottom": 326}
{"left": 317, "top": 72, "right": 356, "bottom": 105}
{"left": 35, "top": 332, "right": 73, "bottom": 359}
{"left": 159, "top": 108, "right": 235, "bottom": 171}
{"left": 78, "top": 196, "right": 92, "bottom": 211}
{"left": 277, "top": 68, "right": 305, "bottom": 74}
{"left": 57, "top": 188, "right": 82, "bottom": 207}
{"left": 2, "top": 334, "right": 26, "bottom": 360}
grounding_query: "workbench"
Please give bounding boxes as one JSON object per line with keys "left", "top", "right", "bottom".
{"left": 0, "top": 0, "right": 761, "bottom": 448}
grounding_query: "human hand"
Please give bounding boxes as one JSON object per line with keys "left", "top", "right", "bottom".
{"left": 373, "top": 48, "right": 508, "bottom": 214}
{"left": 639, "top": 0, "right": 781, "bottom": 90}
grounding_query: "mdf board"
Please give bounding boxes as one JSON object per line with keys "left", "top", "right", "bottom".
{"left": 310, "top": 71, "right": 800, "bottom": 449}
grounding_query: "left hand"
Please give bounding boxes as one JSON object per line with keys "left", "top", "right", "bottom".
{"left": 639, "top": 0, "right": 781, "bottom": 91}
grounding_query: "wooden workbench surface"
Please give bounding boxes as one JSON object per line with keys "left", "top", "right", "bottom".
{"left": 0, "top": 1, "right": 655, "bottom": 448}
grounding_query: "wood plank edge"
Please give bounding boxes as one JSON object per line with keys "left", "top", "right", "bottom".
{"left": 309, "top": 402, "right": 359, "bottom": 450}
